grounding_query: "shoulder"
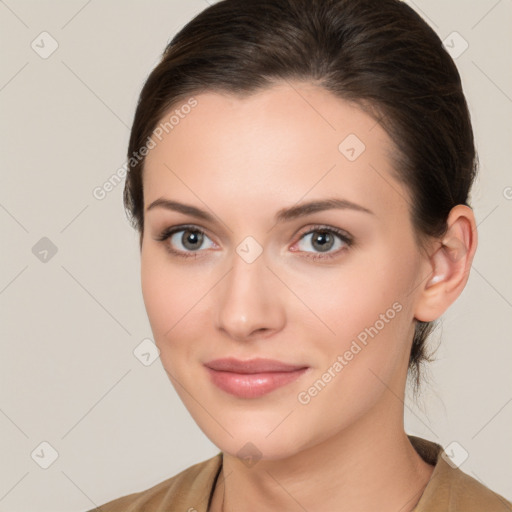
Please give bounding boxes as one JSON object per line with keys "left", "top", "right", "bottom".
{"left": 86, "top": 452, "right": 222, "bottom": 512}
{"left": 409, "top": 436, "right": 512, "bottom": 512}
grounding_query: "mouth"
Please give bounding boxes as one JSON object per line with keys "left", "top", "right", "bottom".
{"left": 204, "top": 357, "right": 310, "bottom": 398}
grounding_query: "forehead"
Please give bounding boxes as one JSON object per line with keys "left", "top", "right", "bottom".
{"left": 142, "top": 82, "right": 410, "bottom": 221}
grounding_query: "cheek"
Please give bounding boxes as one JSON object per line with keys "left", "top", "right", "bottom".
{"left": 140, "top": 247, "right": 215, "bottom": 367}
{"left": 140, "top": 247, "right": 186, "bottom": 343}
{"left": 140, "top": 251, "right": 166, "bottom": 334}
{"left": 293, "top": 254, "right": 407, "bottom": 332}
{"left": 289, "top": 262, "right": 413, "bottom": 434}
{"left": 295, "top": 246, "right": 418, "bottom": 377}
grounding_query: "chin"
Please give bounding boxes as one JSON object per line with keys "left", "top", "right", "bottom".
{"left": 185, "top": 400, "right": 320, "bottom": 462}
{"left": 214, "top": 429, "right": 308, "bottom": 462}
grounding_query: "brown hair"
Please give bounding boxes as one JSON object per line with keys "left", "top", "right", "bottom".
{"left": 123, "top": 0, "right": 478, "bottom": 390}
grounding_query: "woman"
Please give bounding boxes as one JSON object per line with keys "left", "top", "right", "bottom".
{"left": 89, "top": 0, "right": 511, "bottom": 510}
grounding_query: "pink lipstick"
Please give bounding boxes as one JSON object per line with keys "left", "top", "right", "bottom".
{"left": 204, "top": 357, "right": 309, "bottom": 398}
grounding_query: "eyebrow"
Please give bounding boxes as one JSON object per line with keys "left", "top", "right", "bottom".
{"left": 146, "top": 197, "right": 374, "bottom": 223}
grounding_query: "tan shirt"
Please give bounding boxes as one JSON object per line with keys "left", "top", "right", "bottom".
{"left": 88, "top": 436, "right": 511, "bottom": 511}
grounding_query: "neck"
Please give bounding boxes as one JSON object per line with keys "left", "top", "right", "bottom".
{"left": 210, "top": 394, "right": 434, "bottom": 512}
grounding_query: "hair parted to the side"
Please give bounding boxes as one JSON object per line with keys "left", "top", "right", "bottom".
{"left": 123, "top": 0, "right": 478, "bottom": 392}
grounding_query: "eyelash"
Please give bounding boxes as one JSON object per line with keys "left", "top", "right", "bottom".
{"left": 154, "top": 224, "right": 353, "bottom": 261}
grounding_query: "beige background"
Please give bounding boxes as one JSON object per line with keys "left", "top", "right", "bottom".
{"left": 0, "top": 0, "right": 511, "bottom": 510}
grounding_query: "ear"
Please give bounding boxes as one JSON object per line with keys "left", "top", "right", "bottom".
{"left": 414, "top": 205, "right": 478, "bottom": 322}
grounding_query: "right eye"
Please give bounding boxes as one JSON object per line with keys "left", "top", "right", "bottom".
{"left": 155, "top": 225, "right": 217, "bottom": 258}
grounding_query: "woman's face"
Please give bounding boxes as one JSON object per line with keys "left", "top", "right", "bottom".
{"left": 140, "top": 82, "right": 429, "bottom": 460}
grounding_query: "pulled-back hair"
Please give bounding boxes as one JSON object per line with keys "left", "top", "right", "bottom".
{"left": 123, "top": 0, "right": 478, "bottom": 390}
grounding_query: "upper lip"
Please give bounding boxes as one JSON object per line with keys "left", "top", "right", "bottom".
{"left": 204, "top": 357, "right": 308, "bottom": 374}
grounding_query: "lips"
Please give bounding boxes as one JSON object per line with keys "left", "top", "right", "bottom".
{"left": 205, "top": 357, "right": 307, "bottom": 373}
{"left": 204, "top": 357, "right": 309, "bottom": 398}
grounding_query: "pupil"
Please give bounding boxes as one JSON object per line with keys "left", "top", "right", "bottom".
{"left": 313, "top": 231, "right": 333, "bottom": 252}
{"left": 183, "top": 230, "right": 202, "bottom": 250}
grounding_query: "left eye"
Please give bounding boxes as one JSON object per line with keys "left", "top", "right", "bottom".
{"left": 293, "top": 227, "right": 352, "bottom": 256}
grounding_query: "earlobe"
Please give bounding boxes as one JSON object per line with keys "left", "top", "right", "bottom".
{"left": 415, "top": 205, "right": 478, "bottom": 322}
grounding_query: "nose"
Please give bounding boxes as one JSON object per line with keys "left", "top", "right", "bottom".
{"left": 214, "top": 247, "right": 285, "bottom": 342}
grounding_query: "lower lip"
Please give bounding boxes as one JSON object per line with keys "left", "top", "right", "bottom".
{"left": 205, "top": 367, "right": 309, "bottom": 398}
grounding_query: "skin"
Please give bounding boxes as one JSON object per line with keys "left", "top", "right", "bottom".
{"left": 140, "top": 81, "right": 477, "bottom": 512}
